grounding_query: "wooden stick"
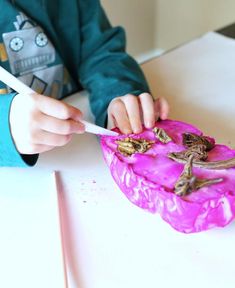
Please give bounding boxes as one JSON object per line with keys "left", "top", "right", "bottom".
{"left": 53, "top": 171, "right": 69, "bottom": 288}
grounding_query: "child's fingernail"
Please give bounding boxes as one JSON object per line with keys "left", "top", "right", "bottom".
{"left": 123, "top": 128, "right": 132, "bottom": 134}
{"left": 75, "top": 122, "right": 85, "bottom": 132}
{"left": 146, "top": 121, "right": 154, "bottom": 128}
{"left": 133, "top": 127, "right": 142, "bottom": 134}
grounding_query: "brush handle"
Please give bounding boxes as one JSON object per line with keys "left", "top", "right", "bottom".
{"left": 0, "top": 66, "right": 34, "bottom": 95}
{"left": 80, "top": 120, "right": 118, "bottom": 136}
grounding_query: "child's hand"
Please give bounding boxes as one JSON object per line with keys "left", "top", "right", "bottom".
{"left": 10, "top": 93, "right": 85, "bottom": 154}
{"left": 107, "top": 93, "right": 169, "bottom": 134}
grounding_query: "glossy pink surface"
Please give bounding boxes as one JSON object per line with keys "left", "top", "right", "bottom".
{"left": 101, "top": 120, "right": 235, "bottom": 233}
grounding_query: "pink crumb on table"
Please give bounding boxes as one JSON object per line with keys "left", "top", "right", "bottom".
{"left": 100, "top": 119, "right": 235, "bottom": 233}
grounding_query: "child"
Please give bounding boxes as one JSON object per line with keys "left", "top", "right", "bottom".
{"left": 0, "top": 0, "right": 169, "bottom": 167}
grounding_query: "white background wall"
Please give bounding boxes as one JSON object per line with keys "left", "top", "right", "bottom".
{"left": 155, "top": 0, "right": 235, "bottom": 50}
{"left": 101, "top": 0, "right": 156, "bottom": 56}
{"left": 102, "top": 0, "right": 235, "bottom": 56}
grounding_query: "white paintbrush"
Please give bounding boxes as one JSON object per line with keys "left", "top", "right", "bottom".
{"left": 0, "top": 66, "right": 118, "bottom": 137}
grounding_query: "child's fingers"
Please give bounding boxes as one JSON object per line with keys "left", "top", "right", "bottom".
{"left": 154, "top": 97, "right": 169, "bottom": 120}
{"left": 38, "top": 113, "right": 85, "bottom": 135}
{"left": 108, "top": 94, "right": 169, "bottom": 135}
{"left": 108, "top": 99, "right": 132, "bottom": 134}
{"left": 36, "top": 94, "right": 83, "bottom": 121}
{"left": 121, "top": 95, "right": 142, "bottom": 134}
{"left": 159, "top": 97, "right": 169, "bottom": 119}
{"left": 33, "top": 130, "right": 73, "bottom": 147}
{"left": 139, "top": 93, "right": 155, "bottom": 128}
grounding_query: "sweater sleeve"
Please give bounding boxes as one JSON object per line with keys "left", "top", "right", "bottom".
{"left": 77, "top": 0, "right": 150, "bottom": 127}
{"left": 0, "top": 92, "right": 38, "bottom": 167}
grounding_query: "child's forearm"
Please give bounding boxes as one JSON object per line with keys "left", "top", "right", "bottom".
{"left": 78, "top": 0, "right": 150, "bottom": 127}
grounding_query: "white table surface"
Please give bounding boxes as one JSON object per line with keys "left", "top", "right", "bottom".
{"left": 0, "top": 169, "right": 66, "bottom": 288}
{"left": 1, "top": 31, "right": 235, "bottom": 288}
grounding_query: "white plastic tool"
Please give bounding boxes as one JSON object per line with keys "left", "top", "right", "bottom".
{"left": 0, "top": 66, "right": 118, "bottom": 137}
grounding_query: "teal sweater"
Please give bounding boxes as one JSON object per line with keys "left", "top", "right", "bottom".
{"left": 0, "top": 0, "right": 149, "bottom": 167}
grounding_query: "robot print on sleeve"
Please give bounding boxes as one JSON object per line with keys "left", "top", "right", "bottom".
{"left": 2, "top": 12, "right": 64, "bottom": 98}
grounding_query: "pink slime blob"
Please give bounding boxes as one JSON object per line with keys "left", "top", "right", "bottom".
{"left": 101, "top": 120, "right": 235, "bottom": 233}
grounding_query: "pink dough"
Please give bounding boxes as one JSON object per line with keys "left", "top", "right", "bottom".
{"left": 100, "top": 120, "right": 235, "bottom": 233}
